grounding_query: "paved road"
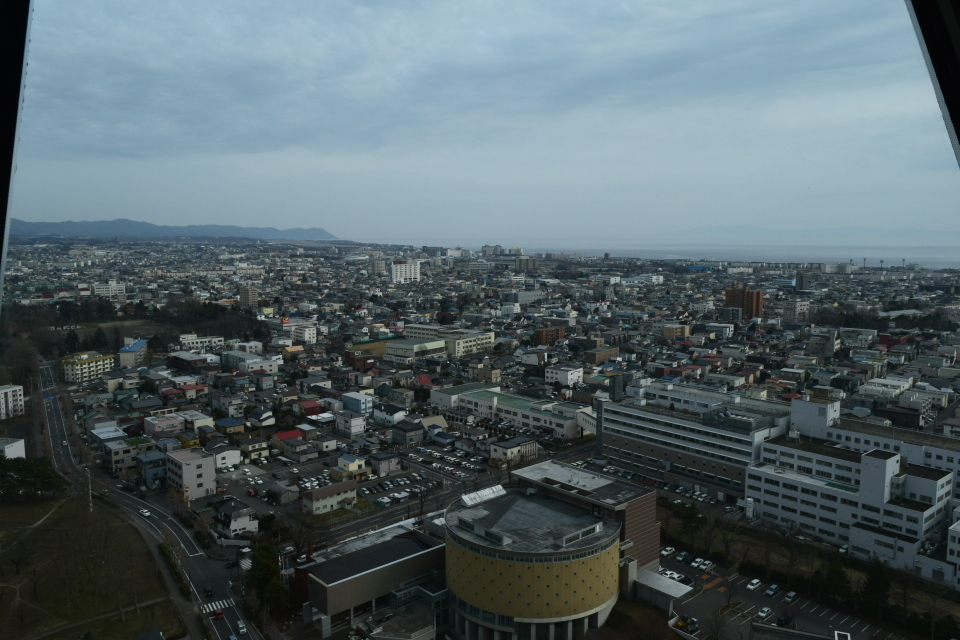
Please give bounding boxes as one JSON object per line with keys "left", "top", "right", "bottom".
{"left": 40, "top": 361, "right": 253, "bottom": 640}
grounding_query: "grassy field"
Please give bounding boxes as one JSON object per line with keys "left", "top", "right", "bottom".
{"left": 0, "top": 496, "right": 186, "bottom": 640}
{"left": 0, "top": 501, "right": 63, "bottom": 547}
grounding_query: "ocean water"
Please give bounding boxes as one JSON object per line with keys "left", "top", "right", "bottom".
{"left": 523, "top": 243, "right": 960, "bottom": 269}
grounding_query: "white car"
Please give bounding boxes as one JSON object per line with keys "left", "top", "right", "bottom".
{"left": 755, "top": 607, "right": 772, "bottom": 620}
{"left": 746, "top": 579, "right": 763, "bottom": 591}
{"left": 660, "top": 547, "right": 675, "bottom": 557}
{"left": 700, "top": 560, "right": 715, "bottom": 573}
{"left": 691, "top": 558, "right": 704, "bottom": 569}
{"left": 139, "top": 509, "right": 152, "bottom": 517}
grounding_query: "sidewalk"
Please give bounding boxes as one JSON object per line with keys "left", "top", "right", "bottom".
{"left": 136, "top": 523, "right": 207, "bottom": 640}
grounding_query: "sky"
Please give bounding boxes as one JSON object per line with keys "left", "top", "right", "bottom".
{"left": 9, "top": 0, "right": 960, "bottom": 248}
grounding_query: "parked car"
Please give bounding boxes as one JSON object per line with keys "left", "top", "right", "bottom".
{"left": 783, "top": 591, "right": 798, "bottom": 604}
{"left": 746, "top": 579, "right": 762, "bottom": 591}
{"left": 660, "top": 547, "right": 676, "bottom": 557}
{"left": 764, "top": 584, "right": 780, "bottom": 597}
{"left": 777, "top": 614, "right": 792, "bottom": 627}
{"left": 755, "top": 607, "right": 772, "bottom": 620}
{"left": 676, "top": 551, "right": 691, "bottom": 563}
{"left": 700, "top": 560, "right": 715, "bottom": 572}
{"left": 690, "top": 558, "right": 704, "bottom": 569}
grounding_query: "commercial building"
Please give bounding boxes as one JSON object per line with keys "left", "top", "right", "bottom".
{"left": 444, "top": 485, "right": 622, "bottom": 640}
{"left": 724, "top": 281, "right": 764, "bottom": 319}
{"left": 0, "top": 385, "right": 25, "bottom": 420}
{"left": 166, "top": 449, "right": 216, "bottom": 501}
{"left": 93, "top": 280, "right": 126, "bottom": 297}
{"left": 63, "top": 352, "right": 116, "bottom": 383}
{"left": 384, "top": 339, "right": 447, "bottom": 365}
{"left": 391, "top": 260, "right": 421, "bottom": 283}
{"left": 545, "top": 365, "right": 583, "bottom": 387}
{"left": 0, "top": 437, "right": 26, "bottom": 459}
{"left": 403, "top": 325, "right": 495, "bottom": 357}
{"left": 458, "top": 390, "right": 591, "bottom": 441}
{"left": 598, "top": 395, "right": 790, "bottom": 501}
{"left": 746, "top": 431, "right": 953, "bottom": 583}
{"left": 292, "top": 324, "right": 318, "bottom": 345}
{"left": 301, "top": 524, "right": 445, "bottom": 623}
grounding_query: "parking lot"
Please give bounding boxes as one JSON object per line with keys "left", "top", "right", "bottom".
{"left": 663, "top": 545, "right": 909, "bottom": 640}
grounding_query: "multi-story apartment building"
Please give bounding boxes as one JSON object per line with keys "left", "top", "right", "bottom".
{"left": 724, "top": 281, "right": 764, "bottom": 318}
{"left": 63, "top": 352, "right": 116, "bottom": 383}
{"left": 166, "top": 449, "right": 216, "bottom": 501}
{"left": 239, "top": 284, "right": 258, "bottom": 308}
{"left": 104, "top": 437, "right": 159, "bottom": 474}
{"left": 336, "top": 411, "right": 366, "bottom": 437}
{"left": 390, "top": 260, "right": 421, "bottom": 283}
{"left": 179, "top": 334, "right": 225, "bottom": 350}
{"left": 783, "top": 299, "right": 811, "bottom": 324}
{"left": 117, "top": 339, "right": 149, "bottom": 367}
{"left": 0, "top": 385, "right": 25, "bottom": 420}
{"left": 342, "top": 392, "right": 374, "bottom": 416}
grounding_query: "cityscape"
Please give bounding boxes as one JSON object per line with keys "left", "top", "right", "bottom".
{"left": 2, "top": 237, "right": 960, "bottom": 640}
{"left": 2, "top": 1, "right": 960, "bottom": 640}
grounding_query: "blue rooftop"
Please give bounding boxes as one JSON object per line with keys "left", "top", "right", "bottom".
{"left": 119, "top": 339, "right": 149, "bottom": 353}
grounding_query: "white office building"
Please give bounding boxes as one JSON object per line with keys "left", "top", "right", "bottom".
{"left": 544, "top": 365, "right": 583, "bottom": 387}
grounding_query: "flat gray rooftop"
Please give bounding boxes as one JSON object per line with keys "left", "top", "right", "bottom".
{"left": 446, "top": 488, "right": 620, "bottom": 554}
{"left": 766, "top": 434, "right": 863, "bottom": 464}
{"left": 513, "top": 460, "right": 652, "bottom": 507}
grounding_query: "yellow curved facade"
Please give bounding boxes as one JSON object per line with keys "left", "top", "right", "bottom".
{"left": 445, "top": 534, "right": 620, "bottom": 621}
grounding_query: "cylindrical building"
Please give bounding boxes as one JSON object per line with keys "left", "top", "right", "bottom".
{"left": 445, "top": 486, "right": 621, "bottom": 640}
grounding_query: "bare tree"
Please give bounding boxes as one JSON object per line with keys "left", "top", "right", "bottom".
{"left": 701, "top": 607, "right": 728, "bottom": 640}
{"left": 716, "top": 516, "right": 739, "bottom": 561}
{"left": 700, "top": 514, "right": 721, "bottom": 557}
{"left": 782, "top": 536, "right": 809, "bottom": 588}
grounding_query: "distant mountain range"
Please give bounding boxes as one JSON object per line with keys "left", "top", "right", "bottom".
{"left": 10, "top": 218, "right": 337, "bottom": 241}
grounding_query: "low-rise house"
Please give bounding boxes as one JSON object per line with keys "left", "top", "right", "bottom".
{"left": 135, "top": 451, "right": 167, "bottom": 489}
{"left": 369, "top": 452, "right": 402, "bottom": 477}
{"left": 303, "top": 480, "right": 358, "bottom": 515}
{"left": 391, "top": 420, "right": 426, "bottom": 446}
{"left": 489, "top": 436, "right": 538, "bottom": 467}
{"left": 239, "top": 436, "right": 269, "bottom": 461}
{"left": 212, "top": 499, "right": 259, "bottom": 539}
{"left": 215, "top": 417, "right": 245, "bottom": 436}
{"left": 330, "top": 454, "right": 371, "bottom": 482}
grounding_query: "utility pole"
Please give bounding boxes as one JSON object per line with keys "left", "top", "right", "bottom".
{"left": 86, "top": 465, "right": 92, "bottom": 513}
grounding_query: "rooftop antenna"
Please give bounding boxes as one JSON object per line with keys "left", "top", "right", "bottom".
{"left": 880, "top": 260, "right": 884, "bottom": 271}
{"left": 902, "top": 258, "right": 905, "bottom": 270}
{"left": 862, "top": 258, "right": 866, "bottom": 268}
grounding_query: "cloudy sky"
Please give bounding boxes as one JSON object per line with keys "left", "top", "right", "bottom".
{"left": 9, "top": 0, "right": 960, "bottom": 247}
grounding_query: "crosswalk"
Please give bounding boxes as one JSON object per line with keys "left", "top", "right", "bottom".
{"left": 240, "top": 558, "right": 252, "bottom": 571}
{"left": 200, "top": 598, "right": 235, "bottom": 614}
